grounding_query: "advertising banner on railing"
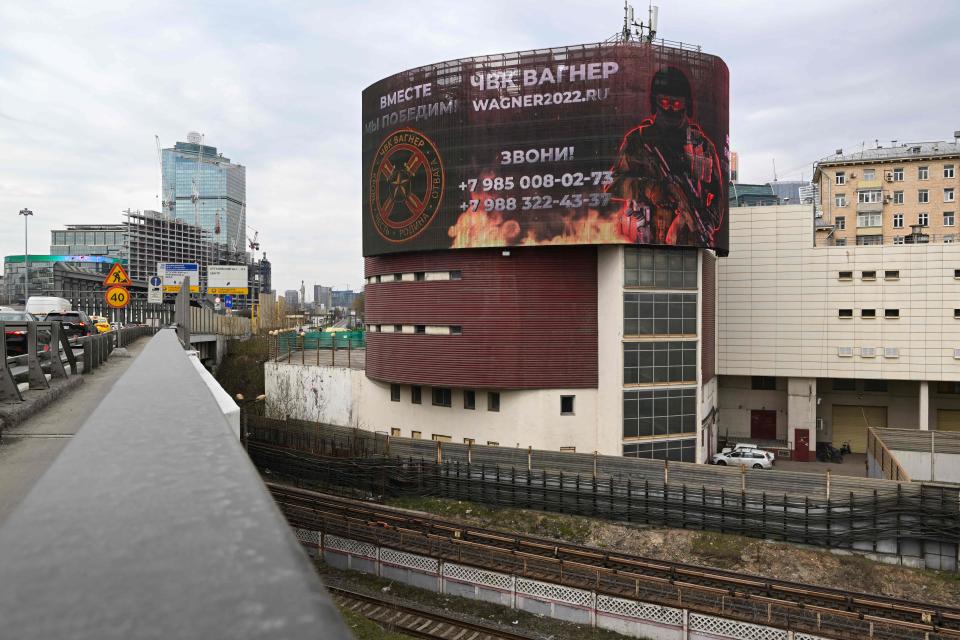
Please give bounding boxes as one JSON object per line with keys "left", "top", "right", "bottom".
{"left": 362, "top": 41, "right": 729, "bottom": 256}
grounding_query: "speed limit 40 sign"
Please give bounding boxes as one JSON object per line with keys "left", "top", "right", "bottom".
{"left": 105, "top": 285, "right": 131, "bottom": 309}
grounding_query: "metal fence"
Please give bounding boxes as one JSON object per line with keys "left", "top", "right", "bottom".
{"left": 247, "top": 419, "right": 960, "bottom": 567}
{"left": 867, "top": 427, "right": 913, "bottom": 481}
{"left": 250, "top": 442, "right": 960, "bottom": 553}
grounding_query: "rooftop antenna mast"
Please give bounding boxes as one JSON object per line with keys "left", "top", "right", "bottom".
{"left": 616, "top": 2, "right": 658, "bottom": 43}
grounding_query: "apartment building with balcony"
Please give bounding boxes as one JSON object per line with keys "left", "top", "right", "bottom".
{"left": 814, "top": 134, "right": 960, "bottom": 246}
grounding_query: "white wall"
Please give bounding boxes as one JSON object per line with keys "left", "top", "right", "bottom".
{"left": 266, "top": 361, "right": 605, "bottom": 453}
{"left": 719, "top": 205, "right": 960, "bottom": 382}
{"left": 596, "top": 246, "right": 624, "bottom": 455}
{"left": 891, "top": 449, "right": 960, "bottom": 483}
{"left": 717, "top": 376, "right": 788, "bottom": 440}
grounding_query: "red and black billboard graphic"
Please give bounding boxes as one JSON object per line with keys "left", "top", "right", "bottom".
{"left": 362, "top": 41, "right": 729, "bottom": 256}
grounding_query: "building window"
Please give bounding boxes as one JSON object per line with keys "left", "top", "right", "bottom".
{"left": 864, "top": 379, "right": 888, "bottom": 392}
{"left": 835, "top": 194, "right": 846, "bottom": 207}
{"left": 946, "top": 165, "right": 956, "bottom": 179}
{"left": 391, "top": 428, "right": 401, "bottom": 436}
{"left": 415, "top": 325, "right": 426, "bottom": 334}
{"left": 861, "top": 308, "right": 876, "bottom": 318}
{"left": 884, "top": 270, "right": 900, "bottom": 279}
{"left": 858, "top": 190, "right": 882, "bottom": 204}
{"left": 487, "top": 392, "right": 500, "bottom": 412}
{"left": 919, "top": 189, "right": 929, "bottom": 204}
{"left": 945, "top": 212, "right": 955, "bottom": 227}
{"left": 751, "top": 376, "right": 776, "bottom": 390}
{"left": 838, "top": 271, "right": 853, "bottom": 280}
{"left": 623, "top": 388, "right": 697, "bottom": 439}
{"left": 832, "top": 379, "right": 856, "bottom": 391}
{"left": 624, "top": 247, "right": 698, "bottom": 289}
{"left": 431, "top": 387, "right": 452, "bottom": 407}
{"left": 863, "top": 169, "right": 875, "bottom": 180}
{"left": 893, "top": 236, "right": 905, "bottom": 245}
{"left": 390, "top": 384, "right": 400, "bottom": 402}
{"left": 560, "top": 395, "right": 575, "bottom": 415}
{"left": 411, "top": 430, "right": 421, "bottom": 439}
{"left": 893, "top": 213, "right": 904, "bottom": 228}
{"left": 856, "top": 235, "right": 882, "bottom": 246}
{"left": 431, "top": 434, "right": 451, "bottom": 442}
{"left": 861, "top": 270, "right": 876, "bottom": 280}
{"left": 450, "top": 325, "right": 463, "bottom": 335}
{"left": 893, "top": 191, "right": 904, "bottom": 204}
{"left": 414, "top": 271, "right": 425, "bottom": 281}
{"left": 623, "top": 292, "right": 696, "bottom": 336}
{"left": 839, "top": 309, "right": 853, "bottom": 317}
{"left": 946, "top": 189, "right": 956, "bottom": 203}
{"left": 919, "top": 166, "right": 929, "bottom": 180}
{"left": 857, "top": 213, "right": 881, "bottom": 227}
{"left": 885, "top": 309, "right": 900, "bottom": 318}
{"left": 487, "top": 441, "right": 499, "bottom": 446}
{"left": 464, "top": 438, "right": 475, "bottom": 445}
{"left": 393, "top": 273, "right": 402, "bottom": 281}
{"left": 411, "top": 386, "right": 422, "bottom": 404}
{"left": 893, "top": 168, "right": 904, "bottom": 181}
{"left": 919, "top": 213, "right": 929, "bottom": 226}
{"left": 835, "top": 238, "right": 847, "bottom": 246}
{"left": 560, "top": 446, "right": 576, "bottom": 453}
{"left": 623, "top": 341, "right": 697, "bottom": 385}
{"left": 449, "top": 270, "right": 462, "bottom": 280}
{"left": 835, "top": 172, "right": 845, "bottom": 185}
{"left": 622, "top": 438, "right": 696, "bottom": 462}
{"left": 946, "top": 235, "right": 956, "bottom": 244}
{"left": 393, "top": 324, "right": 402, "bottom": 332}
{"left": 464, "top": 390, "right": 476, "bottom": 410}
{"left": 955, "top": 269, "right": 960, "bottom": 279}
{"left": 835, "top": 216, "right": 846, "bottom": 230}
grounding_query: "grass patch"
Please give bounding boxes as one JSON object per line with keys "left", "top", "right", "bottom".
{"left": 689, "top": 532, "right": 745, "bottom": 565}
{"left": 336, "top": 606, "right": 411, "bottom": 639}
{"left": 386, "top": 496, "right": 593, "bottom": 544}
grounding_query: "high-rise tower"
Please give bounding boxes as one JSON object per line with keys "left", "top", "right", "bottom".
{"left": 161, "top": 132, "right": 246, "bottom": 252}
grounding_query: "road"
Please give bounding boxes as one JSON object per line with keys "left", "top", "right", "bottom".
{"left": 0, "top": 338, "right": 148, "bottom": 525}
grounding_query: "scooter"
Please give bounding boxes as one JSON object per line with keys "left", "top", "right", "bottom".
{"left": 839, "top": 441, "right": 852, "bottom": 456}
{"left": 816, "top": 443, "right": 844, "bottom": 463}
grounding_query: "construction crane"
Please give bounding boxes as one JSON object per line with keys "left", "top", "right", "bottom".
{"left": 247, "top": 226, "right": 261, "bottom": 259}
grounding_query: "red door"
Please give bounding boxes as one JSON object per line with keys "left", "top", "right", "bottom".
{"left": 794, "top": 429, "right": 810, "bottom": 462}
{"left": 750, "top": 410, "right": 777, "bottom": 440}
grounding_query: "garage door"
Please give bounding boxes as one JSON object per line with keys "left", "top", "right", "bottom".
{"left": 937, "top": 409, "right": 960, "bottom": 432}
{"left": 832, "top": 405, "right": 887, "bottom": 453}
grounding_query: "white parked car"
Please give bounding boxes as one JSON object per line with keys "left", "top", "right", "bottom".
{"left": 719, "top": 443, "right": 776, "bottom": 462}
{"left": 711, "top": 448, "right": 774, "bottom": 469}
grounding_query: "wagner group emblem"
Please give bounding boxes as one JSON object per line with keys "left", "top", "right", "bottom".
{"left": 369, "top": 128, "right": 445, "bottom": 243}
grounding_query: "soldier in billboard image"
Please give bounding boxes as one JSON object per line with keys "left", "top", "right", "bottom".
{"left": 607, "top": 66, "right": 723, "bottom": 247}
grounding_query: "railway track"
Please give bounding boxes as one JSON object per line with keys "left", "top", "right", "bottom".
{"left": 329, "top": 586, "right": 534, "bottom": 640}
{"left": 269, "top": 482, "right": 960, "bottom": 640}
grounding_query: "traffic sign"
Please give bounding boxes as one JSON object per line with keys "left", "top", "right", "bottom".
{"left": 206, "top": 265, "right": 248, "bottom": 295}
{"left": 105, "top": 285, "right": 131, "bottom": 309}
{"left": 224, "top": 295, "right": 234, "bottom": 309}
{"left": 158, "top": 263, "right": 199, "bottom": 293}
{"left": 103, "top": 263, "right": 131, "bottom": 287}
{"left": 149, "top": 275, "right": 162, "bottom": 287}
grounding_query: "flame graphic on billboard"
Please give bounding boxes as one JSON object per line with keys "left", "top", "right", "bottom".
{"left": 448, "top": 191, "right": 630, "bottom": 248}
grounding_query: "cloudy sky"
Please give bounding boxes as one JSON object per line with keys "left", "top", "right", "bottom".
{"left": 1, "top": 1, "right": 958, "bottom": 295}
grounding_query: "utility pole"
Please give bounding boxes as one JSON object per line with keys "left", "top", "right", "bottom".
{"left": 19, "top": 208, "right": 33, "bottom": 304}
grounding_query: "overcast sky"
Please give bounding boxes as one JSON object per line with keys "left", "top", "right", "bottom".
{"left": 1, "top": 1, "right": 958, "bottom": 296}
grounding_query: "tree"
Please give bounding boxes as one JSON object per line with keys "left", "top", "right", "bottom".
{"left": 352, "top": 292, "right": 364, "bottom": 320}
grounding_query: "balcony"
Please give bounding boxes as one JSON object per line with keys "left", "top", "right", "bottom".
{"left": 857, "top": 200, "right": 884, "bottom": 213}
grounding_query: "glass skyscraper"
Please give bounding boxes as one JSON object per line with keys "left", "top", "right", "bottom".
{"left": 161, "top": 132, "right": 246, "bottom": 253}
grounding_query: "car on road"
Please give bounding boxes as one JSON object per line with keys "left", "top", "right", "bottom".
{"left": 718, "top": 442, "right": 776, "bottom": 462}
{"left": 43, "top": 310, "right": 94, "bottom": 340}
{"left": 711, "top": 448, "right": 774, "bottom": 469}
{"left": 1, "top": 310, "right": 51, "bottom": 357}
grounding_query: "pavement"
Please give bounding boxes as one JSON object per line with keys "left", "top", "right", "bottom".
{"left": 0, "top": 337, "right": 148, "bottom": 526}
{"left": 773, "top": 452, "right": 869, "bottom": 477}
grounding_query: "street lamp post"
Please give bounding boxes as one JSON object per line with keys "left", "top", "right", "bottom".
{"left": 18, "top": 208, "right": 33, "bottom": 304}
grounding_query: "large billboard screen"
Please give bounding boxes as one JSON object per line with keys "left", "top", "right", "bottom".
{"left": 362, "top": 41, "right": 729, "bottom": 256}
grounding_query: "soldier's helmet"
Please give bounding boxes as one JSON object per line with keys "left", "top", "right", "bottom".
{"left": 649, "top": 66, "right": 692, "bottom": 117}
